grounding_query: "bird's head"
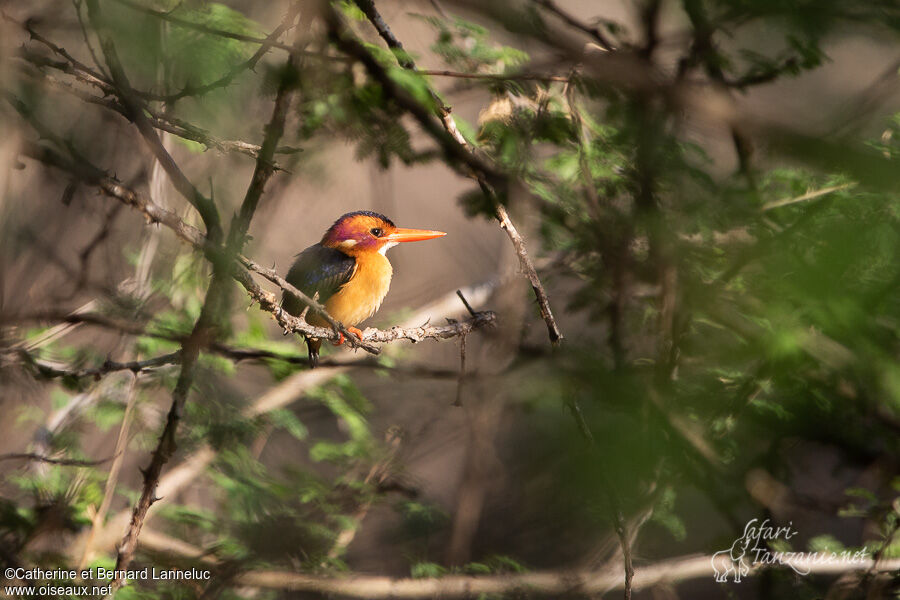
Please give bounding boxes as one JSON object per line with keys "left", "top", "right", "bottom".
{"left": 321, "top": 211, "right": 446, "bottom": 256}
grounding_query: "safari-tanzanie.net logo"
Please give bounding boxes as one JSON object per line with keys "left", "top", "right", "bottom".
{"left": 711, "top": 518, "right": 871, "bottom": 583}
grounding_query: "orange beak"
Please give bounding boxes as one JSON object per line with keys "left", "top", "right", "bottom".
{"left": 384, "top": 227, "right": 447, "bottom": 243}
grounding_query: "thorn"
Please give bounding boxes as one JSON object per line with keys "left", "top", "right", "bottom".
{"left": 456, "top": 289, "right": 477, "bottom": 317}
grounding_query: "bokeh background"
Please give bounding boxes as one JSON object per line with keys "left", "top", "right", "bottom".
{"left": 1, "top": 0, "right": 899, "bottom": 598}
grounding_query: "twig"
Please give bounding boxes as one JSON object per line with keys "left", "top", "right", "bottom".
{"left": 2, "top": 308, "right": 172, "bottom": 339}
{"left": 82, "top": 0, "right": 227, "bottom": 589}
{"left": 760, "top": 182, "right": 855, "bottom": 211}
{"left": 532, "top": 0, "right": 615, "bottom": 51}
{"left": 127, "top": 526, "right": 900, "bottom": 597}
{"left": 72, "top": 0, "right": 109, "bottom": 78}
{"left": 456, "top": 289, "right": 478, "bottom": 317}
{"left": 454, "top": 332, "right": 467, "bottom": 407}
{"left": 1, "top": 11, "right": 115, "bottom": 96}
{"left": 15, "top": 349, "right": 181, "bottom": 380}
{"left": 418, "top": 69, "right": 569, "bottom": 83}
{"left": 564, "top": 380, "right": 633, "bottom": 600}
{"left": 18, "top": 140, "right": 207, "bottom": 246}
{"left": 495, "top": 204, "right": 563, "bottom": 344}
{"left": 0, "top": 453, "right": 116, "bottom": 466}
{"left": 454, "top": 290, "right": 476, "bottom": 406}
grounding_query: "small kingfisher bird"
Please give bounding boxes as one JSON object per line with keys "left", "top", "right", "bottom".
{"left": 283, "top": 211, "right": 446, "bottom": 367}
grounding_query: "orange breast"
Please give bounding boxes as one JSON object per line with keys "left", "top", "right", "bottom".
{"left": 309, "top": 252, "right": 393, "bottom": 327}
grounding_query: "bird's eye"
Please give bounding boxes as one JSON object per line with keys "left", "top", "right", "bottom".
{"left": 370, "top": 227, "right": 383, "bottom": 237}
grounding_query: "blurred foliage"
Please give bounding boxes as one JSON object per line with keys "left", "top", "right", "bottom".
{"left": 2, "top": 0, "right": 900, "bottom": 599}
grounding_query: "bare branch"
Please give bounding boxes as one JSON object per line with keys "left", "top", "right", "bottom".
{"left": 12, "top": 349, "right": 181, "bottom": 380}
{"left": 419, "top": 68, "right": 569, "bottom": 83}
{"left": 495, "top": 204, "right": 563, "bottom": 344}
{"left": 0, "top": 453, "right": 116, "bottom": 467}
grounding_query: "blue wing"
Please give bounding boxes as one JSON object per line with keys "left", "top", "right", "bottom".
{"left": 282, "top": 243, "right": 356, "bottom": 316}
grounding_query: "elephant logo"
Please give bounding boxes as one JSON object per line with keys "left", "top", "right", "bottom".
{"left": 711, "top": 520, "right": 757, "bottom": 583}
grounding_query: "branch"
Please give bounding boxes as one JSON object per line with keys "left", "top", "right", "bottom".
{"left": 760, "top": 182, "right": 855, "bottom": 211}
{"left": 494, "top": 204, "right": 563, "bottom": 344}
{"left": 1, "top": 307, "right": 173, "bottom": 340}
{"left": 12, "top": 349, "right": 181, "bottom": 380}
{"left": 418, "top": 68, "right": 569, "bottom": 83}
{"left": 333, "top": 5, "right": 563, "bottom": 345}
{"left": 532, "top": 0, "right": 616, "bottom": 51}
{"left": 352, "top": 0, "right": 415, "bottom": 68}
{"left": 0, "top": 453, "right": 116, "bottom": 467}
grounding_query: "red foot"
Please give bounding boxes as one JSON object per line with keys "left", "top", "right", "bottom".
{"left": 332, "top": 326, "right": 364, "bottom": 346}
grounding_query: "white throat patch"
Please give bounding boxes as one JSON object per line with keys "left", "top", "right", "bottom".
{"left": 378, "top": 242, "right": 398, "bottom": 255}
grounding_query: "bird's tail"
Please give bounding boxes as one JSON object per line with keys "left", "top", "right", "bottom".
{"left": 306, "top": 337, "right": 322, "bottom": 368}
